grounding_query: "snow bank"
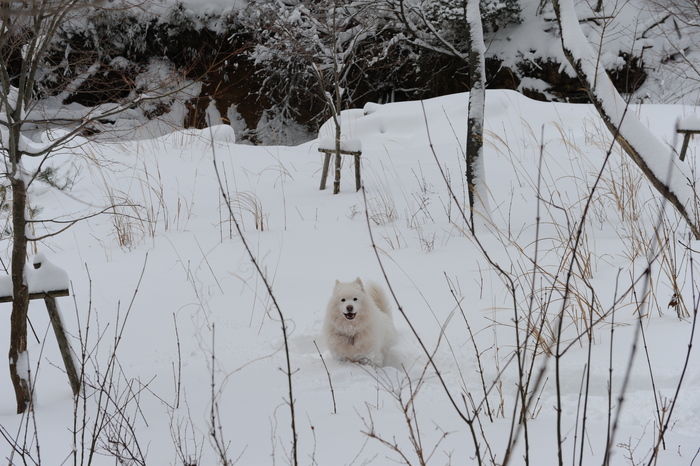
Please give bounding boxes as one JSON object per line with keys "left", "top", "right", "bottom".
{"left": 317, "top": 97, "right": 470, "bottom": 150}
{"left": 0, "top": 90, "right": 698, "bottom": 466}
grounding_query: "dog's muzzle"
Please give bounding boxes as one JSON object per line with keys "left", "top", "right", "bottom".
{"left": 344, "top": 305, "right": 356, "bottom": 320}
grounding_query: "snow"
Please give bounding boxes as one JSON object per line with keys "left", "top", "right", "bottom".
{"left": 317, "top": 136, "right": 362, "bottom": 153}
{"left": 28, "top": 253, "right": 69, "bottom": 294}
{"left": 13, "top": 351, "right": 30, "bottom": 385}
{"left": 0, "top": 253, "right": 69, "bottom": 299}
{"left": 518, "top": 77, "right": 558, "bottom": 101}
{"left": 0, "top": 85, "right": 19, "bottom": 114}
{"left": 0, "top": 90, "right": 699, "bottom": 465}
{"left": 0, "top": 277, "right": 10, "bottom": 299}
{"left": 555, "top": 0, "right": 699, "bottom": 229}
{"left": 678, "top": 115, "right": 700, "bottom": 132}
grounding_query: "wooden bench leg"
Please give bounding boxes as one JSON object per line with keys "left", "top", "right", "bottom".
{"left": 680, "top": 133, "right": 692, "bottom": 162}
{"left": 354, "top": 154, "right": 361, "bottom": 191}
{"left": 320, "top": 152, "right": 331, "bottom": 190}
{"left": 45, "top": 296, "right": 81, "bottom": 396}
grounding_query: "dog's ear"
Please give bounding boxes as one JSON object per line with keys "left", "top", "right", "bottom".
{"left": 335, "top": 279, "right": 340, "bottom": 286}
{"left": 354, "top": 277, "right": 363, "bottom": 289}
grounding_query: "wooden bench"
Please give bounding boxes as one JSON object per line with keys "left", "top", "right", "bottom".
{"left": 317, "top": 137, "right": 363, "bottom": 193}
{"left": 1, "top": 258, "right": 80, "bottom": 397}
{"left": 318, "top": 148, "right": 362, "bottom": 193}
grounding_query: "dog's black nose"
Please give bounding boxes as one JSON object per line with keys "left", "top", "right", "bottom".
{"left": 346, "top": 304, "right": 353, "bottom": 312}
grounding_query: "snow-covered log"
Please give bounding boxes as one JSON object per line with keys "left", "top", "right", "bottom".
{"left": 552, "top": 0, "right": 700, "bottom": 239}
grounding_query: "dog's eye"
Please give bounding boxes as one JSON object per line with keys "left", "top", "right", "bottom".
{"left": 341, "top": 298, "right": 345, "bottom": 302}
{"left": 353, "top": 298, "right": 358, "bottom": 301}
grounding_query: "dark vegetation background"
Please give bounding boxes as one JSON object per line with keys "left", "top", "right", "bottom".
{"left": 5, "top": 0, "right": 685, "bottom": 144}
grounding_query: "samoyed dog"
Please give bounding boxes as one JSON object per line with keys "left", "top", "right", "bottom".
{"left": 323, "top": 277, "right": 396, "bottom": 365}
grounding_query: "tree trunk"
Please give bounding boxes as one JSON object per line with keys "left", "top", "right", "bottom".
{"left": 466, "top": 0, "right": 489, "bottom": 231}
{"left": 333, "top": 118, "right": 342, "bottom": 195}
{"left": 44, "top": 295, "right": 81, "bottom": 397}
{"left": 9, "top": 174, "right": 30, "bottom": 413}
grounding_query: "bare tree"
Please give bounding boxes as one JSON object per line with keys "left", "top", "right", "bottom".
{"left": 248, "top": 0, "right": 385, "bottom": 191}
{"left": 0, "top": 0, "right": 192, "bottom": 413}
{"left": 1, "top": 0, "right": 92, "bottom": 414}
{"left": 390, "top": 0, "right": 492, "bottom": 227}
{"left": 465, "top": 0, "right": 490, "bottom": 230}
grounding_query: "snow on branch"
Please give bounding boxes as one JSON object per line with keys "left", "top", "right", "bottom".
{"left": 553, "top": 0, "right": 700, "bottom": 238}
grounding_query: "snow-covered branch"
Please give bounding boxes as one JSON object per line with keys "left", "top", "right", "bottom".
{"left": 553, "top": 0, "right": 700, "bottom": 238}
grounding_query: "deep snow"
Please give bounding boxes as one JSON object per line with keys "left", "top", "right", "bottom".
{"left": 0, "top": 90, "right": 699, "bottom": 465}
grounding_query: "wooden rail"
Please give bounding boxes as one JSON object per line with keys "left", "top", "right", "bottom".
{"left": 0, "top": 289, "right": 69, "bottom": 303}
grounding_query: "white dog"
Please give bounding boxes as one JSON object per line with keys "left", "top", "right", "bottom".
{"left": 323, "top": 277, "right": 396, "bottom": 366}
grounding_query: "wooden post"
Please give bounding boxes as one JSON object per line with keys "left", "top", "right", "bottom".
{"left": 34, "top": 260, "right": 79, "bottom": 396}
{"left": 354, "top": 153, "right": 361, "bottom": 192}
{"left": 677, "top": 128, "right": 700, "bottom": 162}
{"left": 319, "top": 152, "right": 331, "bottom": 190}
{"left": 44, "top": 295, "right": 80, "bottom": 396}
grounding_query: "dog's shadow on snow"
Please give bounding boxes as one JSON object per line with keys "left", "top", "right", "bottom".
{"left": 363, "top": 344, "right": 425, "bottom": 376}
{"left": 293, "top": 322, "right": 423, "bottom": 377}
{"left": 381, "top": 349, "right": 404, "bottom": 371}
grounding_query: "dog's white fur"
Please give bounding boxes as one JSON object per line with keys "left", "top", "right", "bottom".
{"left": 323, "top": 277, "right": 396, "bottom": 365}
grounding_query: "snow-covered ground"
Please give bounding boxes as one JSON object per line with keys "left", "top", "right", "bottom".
{"left": 1, "top": 90, "right": 699, "bottom": 465}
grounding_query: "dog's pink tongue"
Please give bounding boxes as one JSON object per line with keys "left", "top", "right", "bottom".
{"left": 345, "top": 313, "right": 356, "bottom": 320}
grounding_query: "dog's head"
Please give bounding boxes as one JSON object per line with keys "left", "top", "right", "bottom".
{"left": 331, "top": 277, "right": 366, "bottom": 322}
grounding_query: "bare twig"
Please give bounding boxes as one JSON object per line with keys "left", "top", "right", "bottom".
{"left": 313, "top": 340, "right": 337, "bottom": 415}
{"left": 210, "top": 128, "right": 298, "bottom": 465}
{"left": 173, "top": 313, "right": 183, "bottom": 410}
{"left": 646, "top": 237, "right": 699, "bottom": 465}
{"left": 360, "top": 184, "right": 484, "bottom": 465}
